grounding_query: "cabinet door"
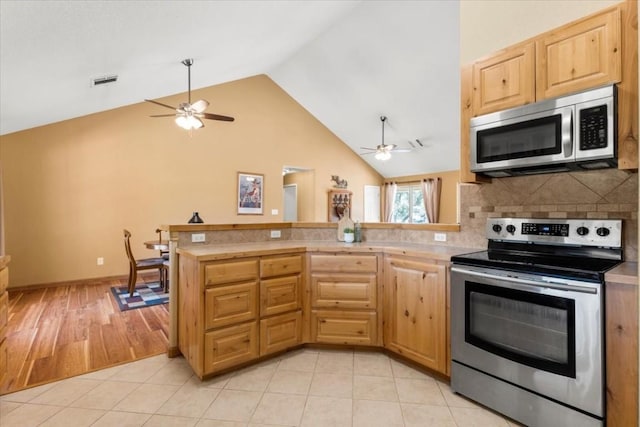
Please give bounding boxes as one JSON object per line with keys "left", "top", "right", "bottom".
{"left": 260, "top": 275, "right": 301, "bottom": 317}
{"left": 384, "top": 257, "right": 447, "bottom": 374}
{"left": 204, "top": 321, "right": 258, "bottom": 375}
{"left": 536, "top": 8, "right": 621, "bottom": 100}
{"left": 205, "top": 281, "right": 258, "bottom": 330}
{"left": 260, "top": 311, "right": 302, "bottom": 356}
{"left": 472, "top": 42, "right": 535, "bottom": 115}
{"left": 606, "top": 282, "right": 638, "bottom": 427}
{"left": 0, "top": 337, "right": 6, "bottom": 387}
{"left": 310, "top": 310, "right": 377, "bottom": 346}
{"left": 311, "top": 273, "right": 376, "bottom": 309}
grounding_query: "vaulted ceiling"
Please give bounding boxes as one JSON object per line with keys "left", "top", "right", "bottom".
{"left": 0, "top": 1, "right": 460, "bottom": 178}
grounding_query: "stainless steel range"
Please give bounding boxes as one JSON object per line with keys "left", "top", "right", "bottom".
{"left": 450, "top": 218, "right": 623, "bottom": 427}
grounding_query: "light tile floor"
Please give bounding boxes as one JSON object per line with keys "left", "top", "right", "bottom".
{"left": 0, "top": 348, "right": 523, "bottom": 427}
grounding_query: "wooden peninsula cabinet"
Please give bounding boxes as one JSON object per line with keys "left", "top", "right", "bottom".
{"left": 178, "top": 252, "right": 303, "bottom": 378}
{"left": 309, "top": 253, "right": 381, "bottom": 346}
{"left": 383, "top": 256, "right": 449, "bottom": 375}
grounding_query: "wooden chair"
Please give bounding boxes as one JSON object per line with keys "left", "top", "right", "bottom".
{"left": 123, "top": 229, "right": 167, "bottom": 297}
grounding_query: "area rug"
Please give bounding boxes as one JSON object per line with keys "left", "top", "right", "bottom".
{"left": 110, "top": 282, "right": 169, "bottom": 311}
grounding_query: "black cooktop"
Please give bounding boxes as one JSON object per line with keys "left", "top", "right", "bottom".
{"left": 451, "top": 248, "right": 622, "bottom": 283}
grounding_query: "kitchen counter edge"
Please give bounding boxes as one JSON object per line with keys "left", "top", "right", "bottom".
{"left": 175, "top": 240, "right": 478, "bottom": 263}
{"left": 605, "top": 262, "right": 638, "bottom": 286}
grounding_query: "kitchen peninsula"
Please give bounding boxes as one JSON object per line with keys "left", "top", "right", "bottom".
{"left": 174, "top": 233, "right": 471, "bottom": 380}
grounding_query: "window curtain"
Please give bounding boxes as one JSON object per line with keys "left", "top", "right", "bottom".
{"left": 421, "top": 178, "right": 441, "bottom": 223}
{"left": 383, "top": 182, "right": 397, "bottom": 222}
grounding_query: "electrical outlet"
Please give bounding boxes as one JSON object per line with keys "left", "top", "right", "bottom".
{"left": 271, "top": 209, "right": 279, "bottom": 215}
{"left": 191, "top": 233, "right": 206, "bottom": 243}
{"left": 97, "top": 257, "right": 104, "bottom": 265}
{"left": 434, "top": 233, "right": 447, "bottom": 242}
{"left": 270, "top": 230, "right": 281, "bottom": 239}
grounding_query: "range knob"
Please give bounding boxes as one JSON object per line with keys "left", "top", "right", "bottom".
{"left": 506, "top": 225, "right": 516, "bottom": 234}
{"left": 492, "top": 224, "right": 502, "bottom": 233}
{"left": 576, "top": 226, "right": 589, "bottom": 236}
{"left": 596, "top": 227, "right": 610, "bottom": 237}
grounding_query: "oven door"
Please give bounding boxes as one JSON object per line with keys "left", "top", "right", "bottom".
{"left": 450, "top": 265, "right": 604, "bottom": 418}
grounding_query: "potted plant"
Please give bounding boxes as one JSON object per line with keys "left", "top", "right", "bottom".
{"left": 343, "top": 227, "right": 355, "bottom": 243}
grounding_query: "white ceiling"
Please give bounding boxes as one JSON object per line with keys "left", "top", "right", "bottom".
{"left": 0, "top": 0, "right": 460, "bottom": 178}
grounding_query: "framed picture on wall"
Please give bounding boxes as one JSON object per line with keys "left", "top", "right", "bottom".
{"left": 237, "top": 172, "right": 264, "bottom": 215}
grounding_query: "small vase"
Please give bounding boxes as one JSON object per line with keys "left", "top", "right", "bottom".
{"left": 188, "top": 212, "right": 204, "bottom": 224}
{"left": 344, "top": 232, "right": 355, "bottom": 243}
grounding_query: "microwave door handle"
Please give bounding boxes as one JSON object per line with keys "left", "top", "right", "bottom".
{"left": 562, "top": 109, "right": 573, "bottom": 157}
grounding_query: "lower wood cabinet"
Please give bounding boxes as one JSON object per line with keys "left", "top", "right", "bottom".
{"left": 179, "top": 252, "right": 303, "bottom": 379}
{"left": 309, "top": 253, "right": 381, "bottom": 346}
{"left": 310, "top": 310, "right": 377, "bottom": 345}
{"left": 204, "top": 321, "right": 258, "bottom": 373}
{"left": 605, "top": 280, "right": 638, "bottom": 426}
{"left": 260, "top": 311, "right": 302, "bottom": 355}
{"left": 384, "top": 256, "right": 449, "bottom": 375}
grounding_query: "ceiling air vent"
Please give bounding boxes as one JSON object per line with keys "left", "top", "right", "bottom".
{"left": 91, "top": 74, "right": 118, "bottom": 87}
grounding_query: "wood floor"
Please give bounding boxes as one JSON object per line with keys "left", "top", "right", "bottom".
{"left": 0, "top": 275, "right": 169, "bottom": 395}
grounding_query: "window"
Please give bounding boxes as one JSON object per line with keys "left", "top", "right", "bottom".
{"left": 390, "top": 185, "right": 427, "bottom": 224}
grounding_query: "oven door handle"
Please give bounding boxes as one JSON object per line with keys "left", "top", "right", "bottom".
{"left": 451, "top": 267, "right": 598, "bottom": 294}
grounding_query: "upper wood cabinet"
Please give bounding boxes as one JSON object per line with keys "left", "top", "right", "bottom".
{"left": 472, "top": 42, "right": 535, "bottom": 116}
{"left": 536, "top": 8, "right": 621, "bottom": 100}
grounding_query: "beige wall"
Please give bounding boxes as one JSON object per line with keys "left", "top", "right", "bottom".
{"left": 0, "top": 75, "right": 382, "bottom": 287}
{"left": 460, "top": 0, "right": 621, "bottom": 64}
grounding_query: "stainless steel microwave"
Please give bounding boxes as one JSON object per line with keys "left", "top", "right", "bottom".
{"left": 470, "top": 85, "right": 617, "bottom": 177}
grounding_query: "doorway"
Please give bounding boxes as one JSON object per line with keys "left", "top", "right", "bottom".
{"left": 283, "top": 184, "right": 298, "bottom": 221}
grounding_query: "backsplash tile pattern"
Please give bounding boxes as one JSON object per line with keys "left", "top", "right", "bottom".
{"left": 459, "top": 169, "right": 638, "bottom": 261}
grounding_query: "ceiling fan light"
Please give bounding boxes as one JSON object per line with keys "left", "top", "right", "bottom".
{"left": 175, "top": 115, "right": 190, "bottom": 129}
{"left": 175, "top": 114, "right": 204, "bottom": 130}
{"left": 375, "top": 150, "right": 391, "bottom": 161}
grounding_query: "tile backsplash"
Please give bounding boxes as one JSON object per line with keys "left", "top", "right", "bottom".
{"left": 459, "top": 169, "right": 638, "bottom": 261}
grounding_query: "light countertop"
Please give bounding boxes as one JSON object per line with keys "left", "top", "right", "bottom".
{"left": 176, "top": 240, "right": 479, "bottom": 263}
{"left": 605, "top": 262, "right": 638, "bottom": 286}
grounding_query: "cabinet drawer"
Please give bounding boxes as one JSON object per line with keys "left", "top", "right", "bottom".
{"left": 260, "top": 311, "right": 302, "bottom": 356}
{"left": 204, "top": 321, "right": 258, "bottom": 374}
{"left": 310, "top": 254, "right": 377, "bottom": 273}
{"left": 204, "top": 259, "right": 258, "bottom": 286}
{"left": 205, "top": 281, "right": 258, "bottom": 330}
{"left": 310, "top": 310, "right": 377, "bottom": 346}
{"left": 311, "top": 273, "right": 376, "bottom": 309}
{"left": 0, "top": 267, "right": 7, "bottom": 294}
{"left": 260, "top": 255, "right": 302, "bottom": 278}
{"left": 260, "top": 275, "right": 301, "bottom": 317}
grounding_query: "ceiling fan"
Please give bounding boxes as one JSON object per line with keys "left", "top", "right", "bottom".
{"left": 360, "top": 116, "right": 412, "bottom": 161}
{"left": 145, "top": 58, "right": 234, "bottom": 130}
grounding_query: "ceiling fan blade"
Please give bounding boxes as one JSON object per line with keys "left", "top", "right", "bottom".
{"left": 145, "top": 99, "right": 178, "bottom": 111}
{"left": 201, "top": 112, "right": 235, "bottom": 122}
{"left": 191, "top": 99, "right": 210, "bottom": 113}
{"left": 150, "top": 114, "right": 178, "bottom": 118}
{"left": 359, "top": 147, "right": 377, "bottom": 151}
{"left": 392, "top": 148, "right": 413, "bottom": 153}
{"left": 359, "top": 152, "right": 375, "bottom": 155}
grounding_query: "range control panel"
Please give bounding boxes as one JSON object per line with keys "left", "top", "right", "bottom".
{"left": 487, "top": 218, "right": 622, "bottom": 248}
